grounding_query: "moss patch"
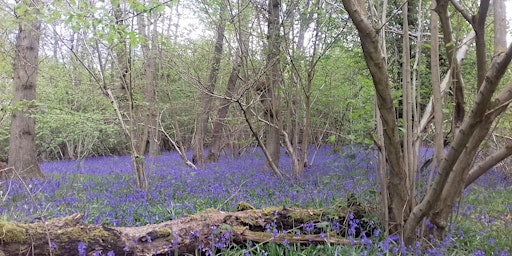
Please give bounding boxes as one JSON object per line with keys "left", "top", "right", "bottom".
{"left": 289, "top": 209, "right": 327, "bottom": 222}
{"left": 158, "top": 227, "right": 174, "bottom": 242}
{"left": 59, "top": 226, "right": 112, "bottom": 244}
{"left": 236, "top": 201, "right": 256, "bottom": 211}
{"left": 0, "top": 220, "right": 26, "bottom": 243}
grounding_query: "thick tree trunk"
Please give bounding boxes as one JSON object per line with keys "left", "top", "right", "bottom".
{"left": 0, "top": 206, "right": 371, "bottom": 256}
{"left": 6, "top": 0, "right": 44, "bottom": 180}
{"left": 262, "top": 0, "right": 283, "bottom": 170}
{"left": 341, "top": 0, "right": 409, "bottom": 234}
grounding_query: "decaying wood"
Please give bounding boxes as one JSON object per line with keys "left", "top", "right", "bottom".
{"left": 0, "top": 204, "right": 372, "bottom": 256}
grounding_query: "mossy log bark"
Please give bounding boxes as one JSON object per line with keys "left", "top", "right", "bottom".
{"left": 0, "top": 205, "right": 370, "bottom": 256}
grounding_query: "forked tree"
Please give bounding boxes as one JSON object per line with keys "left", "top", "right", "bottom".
{"left": 342, "top": 0, "right": 512, "bottom": 245}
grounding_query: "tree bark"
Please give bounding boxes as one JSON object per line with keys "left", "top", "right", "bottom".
{"left": 0, "top": 206, "right": 370, "bottom": 256}
{"left": 6, "top": 0, "right": 44, "bottom": 179}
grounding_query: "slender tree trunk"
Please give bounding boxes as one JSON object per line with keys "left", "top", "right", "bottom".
{"left": 112, "top": 1, "right": 131, "bottom": 104}
{"left": 376, "top": 0, "right": 389, "bottom": 236}
{"left": 474, "top": 0, "right": 490, "bottom": 90}
{"left": 418, "top": 31, "right": 475, "bottom": 134}
{"left": 6, "top": 0, "right": 44, "bottom": 179}
{"left": 207, "top": 50, "right": 242, "bottom": 163}
{"left": 139, "top": 11, "right": 160, "bottom": 159}
{"left": 493, "top": 0, "right": 507, "bottom": 54}
{"left": 424, "top": 0, "right": 444, "bottom": 238}
{"left": 435, "top": 0, "right": 465, "bottom": 133}
{"left": 110, "top": 0, "right": 147, "bottom": 189}
{"left": 429, "top": 0, "right": 445, "bottom": 195}
{"left": 401, "top": 0, "right": 415, "bottom": 210}
{"left": 284, "top": 0, "right": 316, "bottom": 177}
{"left": 193, "top": 17, "right": 226, "bottom": 168}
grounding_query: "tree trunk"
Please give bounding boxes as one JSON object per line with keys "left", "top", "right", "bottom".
{"left": 493, "top": 0, "right": 507, "bottom": 54}
{"left": 6, "top": 0, "right": 44, "bottom": 180}
{"left": 193, "top": 17, "right": 226, "bottom": 168}
{"left": 474, "top": 0, "right": 490, "bottom": 90}
{"left": 401, "top": 0, "right": 415, "bottom": 210}
{"left": 430, "top": 0, "right": 445, "bottom": 182}
{"left": 375, "top": 0, "right": 389, "bottom": 235}
{"left": 343, "top": 0, "right": 512, "bottom": 246}
{"left": 408, "top": 44, "right": 512, "bottom": 244}
{"left": 428, "top": 51, "right": 512, "bottom": 237}
{"left": 435, "top": 0, "right": 466, "bottom": 133}
{"left": 341, "top": 0, "right": 409, "bottom": 235}
{"left": 207, "top": 52, "right": 242, "bottom": 163}
{"left": 139, "top": 9, "right": 160, "bottom": 159}
{"left": 0, "top": 206, "right": 371, "bottom": 256}
{"left": 262, "top": 0, "right": 283, "bottom": 170}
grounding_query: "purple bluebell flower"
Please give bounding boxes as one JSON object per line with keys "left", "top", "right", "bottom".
{"left": 474, "top": 250, "right": 485, "bottom": 256}
{"left": 173, "top": 232, "right": 179, "bottom": 248}
{"left": 78, "top": 242, "right": 86, "bottom": 256}
{"left": 282, "top": 239, "right": 290, "bottom": 249}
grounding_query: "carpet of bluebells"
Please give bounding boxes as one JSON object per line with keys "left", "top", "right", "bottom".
{"left": 1, "top": 146, "right": 511, "bottom": 255}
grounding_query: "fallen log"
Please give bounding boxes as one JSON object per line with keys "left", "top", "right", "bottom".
{"left": 0, "top": 203, "right": 373, "bottom": 256}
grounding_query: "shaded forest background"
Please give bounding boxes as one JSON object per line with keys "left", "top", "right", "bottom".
{"left": 0, "top": 1, "right": 380, "bottom": 162}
